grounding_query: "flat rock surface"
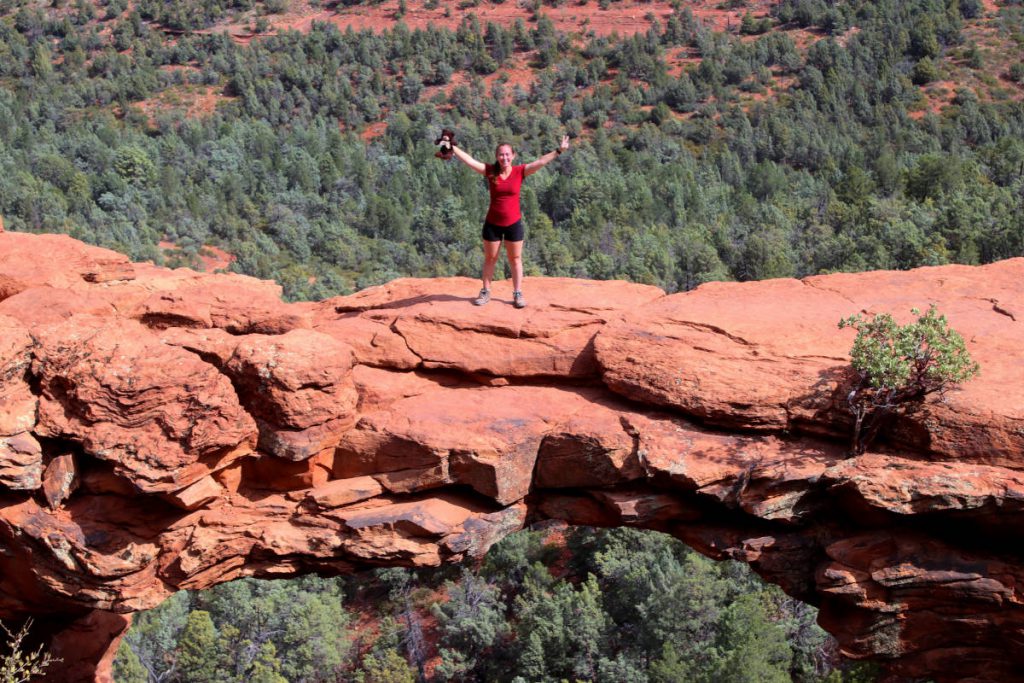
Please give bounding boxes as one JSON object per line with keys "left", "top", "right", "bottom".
{"left": 316, "top": 277, "right": 665, "bottom": 378}
{"left": 0, "top": 232, "right": 136, "bottom": 295}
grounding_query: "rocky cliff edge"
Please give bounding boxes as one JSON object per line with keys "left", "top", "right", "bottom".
{"left": 1, "top": 230, "right": 1023, "bottom": 682}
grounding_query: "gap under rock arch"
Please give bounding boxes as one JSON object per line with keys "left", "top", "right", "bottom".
{"left": 111, "top": 525, "right": 869, "bottom": 683}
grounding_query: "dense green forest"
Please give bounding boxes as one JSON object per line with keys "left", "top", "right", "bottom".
{"left": 111, "top": 527, "right": 878, "bottom": 682}
{"left": 0, "top": 0, "right": 1022, "bottom": 300}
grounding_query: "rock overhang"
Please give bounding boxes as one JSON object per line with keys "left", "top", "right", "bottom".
{"left": 0, "top": 232, "right": 1023, "bottom": 682}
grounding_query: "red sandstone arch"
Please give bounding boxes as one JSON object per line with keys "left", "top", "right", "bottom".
{"left": 1, "top": 232, "right": 1023, "bottom": 682}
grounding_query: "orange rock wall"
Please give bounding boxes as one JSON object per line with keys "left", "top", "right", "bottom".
{"left": 1, "top": 232, "right": 1023, "bottom": 682}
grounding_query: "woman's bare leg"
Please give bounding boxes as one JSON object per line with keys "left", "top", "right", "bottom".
{"left": 482, "top": 240, "right": 501, "bottom": 291}
{"left": 505, "top": 240, "right": 523, "bottom": 293}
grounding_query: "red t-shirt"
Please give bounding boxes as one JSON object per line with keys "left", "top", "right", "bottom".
{"left": 485, "top": 164, "right": 526, "bottom": 227}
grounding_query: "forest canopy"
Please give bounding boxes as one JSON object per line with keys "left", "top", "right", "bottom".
{"left": 0, "top": 0, "right": 1021, "bottom": 301}
{"left": 113, "top": 527, "right": 878, "bottom": 683}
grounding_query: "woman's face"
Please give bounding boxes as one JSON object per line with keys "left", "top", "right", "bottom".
{"left": 496, "top": 145, "right": 515, "bottom": 170}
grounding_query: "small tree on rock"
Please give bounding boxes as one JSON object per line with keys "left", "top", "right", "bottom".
{"left": 839, "top": 305, "right": 979, "bottom": 454}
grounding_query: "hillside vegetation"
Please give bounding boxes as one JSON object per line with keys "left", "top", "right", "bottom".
{"left": 0, "top": 0, "right": 1022, "bottom": 300}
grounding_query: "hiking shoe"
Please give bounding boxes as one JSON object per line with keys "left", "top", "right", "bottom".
{"left": 473, "top": 288, "right": 490, "bottom": 306}
{"left": 513, "top": 290, "right": 526, "bottom": 309}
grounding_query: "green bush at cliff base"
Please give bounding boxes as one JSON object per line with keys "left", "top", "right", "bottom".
{"left": 839, "top": 305, "right": 980, "bottom": 454}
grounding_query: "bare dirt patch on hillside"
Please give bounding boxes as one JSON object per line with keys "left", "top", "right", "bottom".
{"left": 910, "top": 1, "right": 1024, "bottom": 116}
{"left": 909, "top": 79, "right": 958, "bottom": 120}
{"left": 159, "top": 241, "right": 237, "bottom": 272}
{"left": 133, "top": 82, "right": 233, "bottom": 124}
{"left": 359, "top": 120, "right": 388, "bottom": 140}
{"left": 220, "top": 1, "right": 665, "bottom": 38}
{"left": 204, "top": 0, "right": 803, "bottom": 40}
{"left": 664, "top": 45, "right": 702, "bottom": 77}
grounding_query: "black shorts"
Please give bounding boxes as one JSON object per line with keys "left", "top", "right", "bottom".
{"left": 482, "top": 219, "right": 524, "bottom": 243}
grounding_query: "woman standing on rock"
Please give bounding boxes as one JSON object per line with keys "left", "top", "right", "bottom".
{"left": 443, "top": 133, "right": 570, "bottom": 308}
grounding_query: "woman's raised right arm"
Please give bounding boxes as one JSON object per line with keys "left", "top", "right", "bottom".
{"left": 451, "top": 145, "right": 487, "bottom": 175}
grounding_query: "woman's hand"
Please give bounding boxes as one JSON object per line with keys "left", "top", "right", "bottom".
{"left": 525, "top": 134, "right": 571, "bottom": 176}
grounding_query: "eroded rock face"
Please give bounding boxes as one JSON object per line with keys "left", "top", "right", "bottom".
{"left": 31, "top": 315, "right": 257, "bottom": 493}
{"left": 0, "top": 432, "right": 42, "bottom": 490}
{"left": 0, "top": 233, "right": 1023, "bottom": 683}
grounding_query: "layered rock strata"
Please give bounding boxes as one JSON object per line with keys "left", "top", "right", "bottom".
{"left": 0, "top": 231, "right": 1022, "bottom": 682}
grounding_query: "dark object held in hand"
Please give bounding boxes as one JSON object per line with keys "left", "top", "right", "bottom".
{"left": 435, "top": 128, "right": 456, "bottom": 160}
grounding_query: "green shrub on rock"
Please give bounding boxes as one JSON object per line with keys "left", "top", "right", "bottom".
{"left": 839, "top": 305, "right": 980, "bottom": 454}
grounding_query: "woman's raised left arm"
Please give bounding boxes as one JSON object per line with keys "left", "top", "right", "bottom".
{"left": 524, "top": 135, "right": 570, "bottom": 177}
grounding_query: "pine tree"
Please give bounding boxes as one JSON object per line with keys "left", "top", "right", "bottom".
{"left": 563, "top": 575, "right": 608, "bottom": 681}
{"left": 649, "top": 642, "right": 692, "bottom": 683}
{"left": 519, "top": 632, "right": 546, "bottom": 681}
{"left": 110, "top": 642, "right": 147, "bottom": 683}
{"left": 247, "top": 642, "right": 288, "bottom": 683}
{"left": 175, "top": 610, "right": 223, "bottom": 683}
{"left": 711, "top": 593, "right": 792, "bottom": 683}
{"left": 278, "top": 582, "right": 352, "bottom": 682}
{"left": 358, "top": 650, "right": 416, "bottom": 683}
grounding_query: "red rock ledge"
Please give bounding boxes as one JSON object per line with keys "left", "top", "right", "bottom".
{"left": 1, "top": 231, "right": 1022, "bottom": 682}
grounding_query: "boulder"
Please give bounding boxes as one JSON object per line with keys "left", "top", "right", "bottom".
{"left": 32, "top": 316, "right": 257, "bottom": 492}
{"left": 42, "top": 453, "right": 78, "bottom": 509}
{"left": 223, "top": 329, "right": 358, "bottom": 460}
